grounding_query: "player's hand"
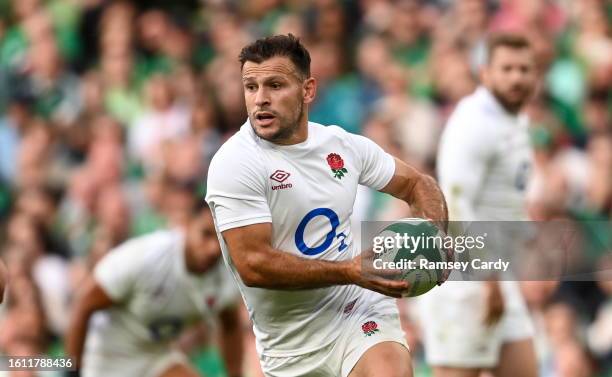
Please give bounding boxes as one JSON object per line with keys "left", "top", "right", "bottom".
{"left": 347, "top": 252, "right": 410, "bottom": 298}
{"left": 483, "top": 280, "right": 505, "bottom": 326}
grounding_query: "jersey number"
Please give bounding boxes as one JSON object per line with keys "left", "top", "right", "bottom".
{"left": 148, "top": 317, "right": 184, "bottom": 341}
{"left": 295, "top": 208, "right": 347, "bottom": 256}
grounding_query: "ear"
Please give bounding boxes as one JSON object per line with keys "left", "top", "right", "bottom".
{"left": 302, "top": 77, "right": 317, "bottom": 104}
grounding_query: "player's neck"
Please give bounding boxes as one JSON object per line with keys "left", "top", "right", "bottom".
{"left": 272, "top": 117, "right": 309, "bottom": 146}
{"left": 484, "top": 86, "right": 522, "bottom": 116}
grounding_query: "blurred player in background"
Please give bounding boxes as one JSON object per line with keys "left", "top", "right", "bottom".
{"left": 419, "top": 34, "right": 539, "bottom": 377}
{"left": 66, "top": 206, "right": 243, "bottom": 377}
{"left": 206, "top": 34, "right": 448, "bottom": 377}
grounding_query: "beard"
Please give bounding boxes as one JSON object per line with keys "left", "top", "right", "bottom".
{"left": 490, "top": 84, "right": 532, "bottom": 114}
{"left": 251, "top": 100, "right": 304, "bottom": 143}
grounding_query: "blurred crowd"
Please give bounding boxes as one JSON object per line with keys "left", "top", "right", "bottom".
{"left": 0, "top": 0, "right": 610, "bottom": 376}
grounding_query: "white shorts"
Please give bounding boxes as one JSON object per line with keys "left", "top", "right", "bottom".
{"left": 82, "top": 349, "right": 189, "bottom": 377}
{"left": 260, "top": 291, "right": 409, "bottom": 377}
{"left": 417, "top": 281, "right": 534, "bottom": 368}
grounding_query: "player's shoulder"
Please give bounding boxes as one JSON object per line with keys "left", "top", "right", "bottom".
{"left": 313, "top": 122, "right": 347, "bottom": 137}
{"left": 453, "top": 88, "right": 505, "bottom": 121}
{"left": 107, "top": 229, "right": 179, "bottom": 261}
{"left": 451, "top": 91, "right": 482, "bottom": 120}
{"left": 310, "top": 121, "right": 364, "bottom": 150}
{"left": 446, "top": 89, "right": 497, "bottom": 133}
{"left": 210, "top": 124, "right": 259, "bottom": 165}
{"left": 207, "top": 124, "right": 268, "bottom": 198}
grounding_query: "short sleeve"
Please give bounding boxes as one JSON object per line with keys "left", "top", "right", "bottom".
{"left": 94, "top": 241, "right": 143, "bottom": 301}
{"left": 349, "top": 133, "right": 396, "bottom": 190}
{"left": 205, "top": 145, "right": 272, "bottom": 232}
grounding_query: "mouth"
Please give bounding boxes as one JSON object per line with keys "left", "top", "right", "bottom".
{"left": 254, "top": 111, "right": 276, "bottom": 126}
{"left": 509, "top": 86, "right": 527, "bottom": 95}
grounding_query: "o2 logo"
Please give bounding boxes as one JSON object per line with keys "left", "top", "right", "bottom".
{"left": 295, "top": 208, "right": 348, "bottom": 256}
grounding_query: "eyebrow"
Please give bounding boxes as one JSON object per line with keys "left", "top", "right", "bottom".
{"left": 242, "top": 75, "right": 291, "bottom": 82}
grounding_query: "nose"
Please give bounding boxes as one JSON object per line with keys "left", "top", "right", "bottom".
{"left": 510, "top": 67, "right": 527, "bottom": 84}
{"left": 254, "top": 87, "right": 271, "bottom": 107}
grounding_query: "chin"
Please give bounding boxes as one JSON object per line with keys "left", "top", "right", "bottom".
{"left": 500, "top": 98, "right": 526, "bottom": 113}
{"left": 255, "top": 127, "right": 282, "bottom": 141}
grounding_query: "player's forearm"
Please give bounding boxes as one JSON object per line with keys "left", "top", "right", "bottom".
{"left": 238, "top": 248, "right": 353, "bottom": 289}
{"left": 219, "top": 307, "right": 244, "bottom": 377}
{"left": 66, "top": 308, "right": 91, "bottom": 368}
{"left": 406, "top": 174, "right": 449, "bottom": 232}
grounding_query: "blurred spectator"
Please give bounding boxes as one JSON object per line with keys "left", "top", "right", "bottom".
{"left": 588, "top": 255, "right": 612, "bottom": 374}
{"left": 93, "top": 185, "right": 131, "bottom": 246}
{"left": 370, "top": 61, "right": 441, "bottom": 171}
{"left": 0, "top": 102, "right": 26, "bottom": 184}
{"left": 128, "top": 73, "right": 191, "bottom": 171}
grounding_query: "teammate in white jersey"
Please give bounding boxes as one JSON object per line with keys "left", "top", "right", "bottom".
{"left": 66, "top": 206, "right": 243, "bottom": 377}
{"left": 418, "top": 34, "right": 539, "bottom": 377}
{"left": 205, "top": 34, "right": 448, "bottom": 377}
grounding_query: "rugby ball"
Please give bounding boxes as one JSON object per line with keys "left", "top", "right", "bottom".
{"left": 373, "top": 218, "right": 451, "bottom": 297}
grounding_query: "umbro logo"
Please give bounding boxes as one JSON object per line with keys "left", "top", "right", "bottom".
{"left": 270, "top": 170, "right": 290, "bottom": 183}
{"left": 270, "top": 170, "right": 293, "bottom": 190}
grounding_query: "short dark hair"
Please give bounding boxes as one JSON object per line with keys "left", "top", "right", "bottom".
{"left": 239, "top": 34, "right": 311, "bottom": 79}
{"left": 487, "top": 33, "right": 531, "bottom": 62}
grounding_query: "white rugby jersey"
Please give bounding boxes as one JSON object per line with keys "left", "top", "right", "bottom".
{"left": 205, "top": 121, "right": 397, "bottom": 357}
{"left": 84, "top": 230, "right": 237, "bottom": 360}
{"left": 437, "top": 87, "right": 533, "bottom": 221}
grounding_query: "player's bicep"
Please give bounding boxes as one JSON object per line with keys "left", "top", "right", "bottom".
{"left": 379, "top": 157, "right": 422, "bottom": 198}
{"left": 74, "top": 275, "right": 115, "bottom": 314}
{"left": 221, "top": 223, "right": 273, "bottom": 280}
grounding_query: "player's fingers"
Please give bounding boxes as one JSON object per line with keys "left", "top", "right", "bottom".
{"left": 485, "top": 313, "right": 496, "bottom": 326}
{"left": 370, "top": 279, "right": 409, "bottom": 297}
{"left": 484, "top": 307, "right": 504, "bottom": 326}
{"left": 362, "top": 261, "right": 406, "bottom": 279}
{"left": 374, "top": 277, "right": 409, "bottom": 290}
{"left": 368, "top": 268, "right": 404, "bottom": 280}
{"left": 371, "top": 285, "right": 403, "bottom": 298}
{"left": 487, "top": 314, "right": 502, "bottom": 326}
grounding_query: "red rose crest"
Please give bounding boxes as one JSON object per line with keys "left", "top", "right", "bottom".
{"left": 326, "top": 153, "right": 348, "bottom": 179}
{"left": 361, "top": 320, "right": 379, "bottom": 336}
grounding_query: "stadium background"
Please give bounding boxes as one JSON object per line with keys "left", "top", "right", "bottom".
{"left": 0, "top": 0, "right": 610, "bottom": 376}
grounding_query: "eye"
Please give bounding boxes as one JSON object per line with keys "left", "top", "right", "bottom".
{"left": 270, "top": 82, "right": 282, "bottom": 89}
{"left": 245, "top": 84, "right": 257, "bottom": 92}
